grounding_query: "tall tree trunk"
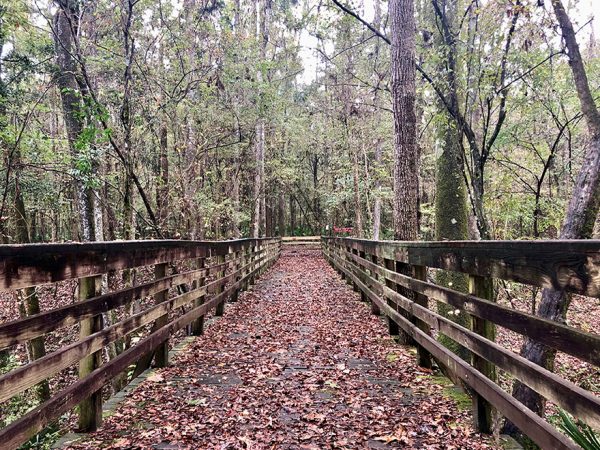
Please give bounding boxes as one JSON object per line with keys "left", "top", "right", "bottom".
{"left": 390, "top": 0, "right": 418, "bottom": 240}
{"left": 504, "top": 0, "right": 600, "bottom": 442}
{"left": 253, "top": 120, "right": 264, "bottom": 238}
{"left": 371, "top": 0, "right": 383, "bottom": 240}
{"left": 252, "top": 0, "right": 270, "bottom": 238}
{"left": 157, "top": 125, "right": 169, "bottom": 236}
{"left": 431, "top": 0, "right": 472, "bottom": 362}
{"left": 231, "top": 165, "right": 241, "bottom": 238}
{"left": 53, "top": 0, "right": 95, "bottom": 241}
{"left": 352, "top": 147, "right": 363, "bottom": 238}
{"left": 278, "top": 189, "right": 285, "bottom": 236}
{"left": 390, "top": 0, "right": 418, "bottom": 345}
{"left": 290, "top": 195, "right": 296, "bottom": 235}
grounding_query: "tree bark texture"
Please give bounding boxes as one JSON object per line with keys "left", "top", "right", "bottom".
{"left": 390, "top": 0, "right": 418, "bottom": 242}
{"left": 389, "top": 0, "right": 418, "bottom": 346}
{"left": 53, "top": 1, "right": 96, "bottom": 241}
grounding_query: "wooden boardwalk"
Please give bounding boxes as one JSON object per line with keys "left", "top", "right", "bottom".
{"left": 2, "top": 238, "right": 598, "bottom": 449}
{"left": 59, "top": 247, "right": 495, "bottom": 449}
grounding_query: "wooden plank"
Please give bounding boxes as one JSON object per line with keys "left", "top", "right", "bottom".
{"left": 413, "top": 265, "right": 432, "bottom": 369}
{"left": 191, "top": 257, "right": 206, "bottom": 336}
{"left": 153, "top": 263, "right": 169, "bottom": 368}
{"left": 0, "top": 238, "right": 279, "bottom": 291}
{"left": 469, "top": 274, "right": 495, "bottom": 433}
{"left": 77, "top": 275, "right": 103, "bottom": 432}
{"left": 323, "top": 237, "right": 600, "bottom": 297}
{"left": 346, "top": 250, "right": 600, "bottom": 367}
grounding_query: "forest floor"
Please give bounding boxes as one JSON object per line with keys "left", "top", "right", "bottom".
{"left": 61, "top": 247, "right": 497, "bottom": 450}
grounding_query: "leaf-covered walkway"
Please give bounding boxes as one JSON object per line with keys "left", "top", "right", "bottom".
{"left": 64, "top": 248, "right": 496, "bottom": 449}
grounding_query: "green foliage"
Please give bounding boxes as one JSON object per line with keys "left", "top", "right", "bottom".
{"left": 558, "top": 409, "right": 600, "bottom": 450}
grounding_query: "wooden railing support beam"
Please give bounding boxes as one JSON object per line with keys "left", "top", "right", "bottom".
{"left": 384, "top": 258, "right": 400, "bottom": 337}
{"left": 215, "top": 254, "right": 226, "bottom": 316}
{"left": 153, "top": 262, "right": 169, "bottom": 368}
{"left": 77, "top": 274, "right": 103, "bottom": 432}
{"left": 191, "top": 257, "right": 206, "bottom": 336}
{"left": 469, "top": 274, "right": 496, "bottom": 434}
{"left": 413, "top": 265, "right": 432, "bottom": 369}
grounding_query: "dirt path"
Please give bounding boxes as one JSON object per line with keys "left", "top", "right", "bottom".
{"left": 65, "top": 248, "right": 497, "bottom": 449}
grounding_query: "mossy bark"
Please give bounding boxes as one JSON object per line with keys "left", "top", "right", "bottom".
{"left": 432, "top": 77, "right": 468, "bottom": 349}
{"left": 431, "top": 0, "right": 471, "bottom": 363}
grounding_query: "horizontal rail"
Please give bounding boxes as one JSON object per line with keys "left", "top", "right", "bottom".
{"left": 323, "top": 237, "right": 600, "bottom": 297}
{"left": 0, "top": 238, "right": 276, "bottom": 291}
{"left": 322, "top": 237, "right": 600, "bottom": 449}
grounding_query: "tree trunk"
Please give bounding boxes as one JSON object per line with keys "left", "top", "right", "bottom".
{"left": 252, "top": 0, "right": 270, "bottom": 238}
{"left": 431, "top": 0, "right": 472, "bottom": 362}
{"left": 290, "top": 195, "right": 296, "bottom": 235}
{"left": 253, "top": 120, "right": 264, "bottom": 238}
{"left": 53, "top": 0, "right": 95, "bottom": 241}
{"left": 371, "top": 0, "right": 383, "bottom": 240}
{"left": 278, "top": 189, "right": 285, "bottom": 236}
{"left": 157, "top": 125, "right": 169, "bottom": 236}
{"left": 504, "top": 0, "right": 600, "bottom": 442}
{"left": 390, "top": 0, "right": 418, "bottom": 345}
{"left": 352, "top": 148, "right": 363, "bottom": 238}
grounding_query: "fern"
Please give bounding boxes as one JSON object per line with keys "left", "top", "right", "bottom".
{"left": 558, "top": 409, "right": 600, "bottom": 450}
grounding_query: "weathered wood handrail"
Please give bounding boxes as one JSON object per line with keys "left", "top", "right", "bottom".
{"left": 0, "top": 238, "right": 281, "bottom": 449}
{"left": 322, "top": 237, "right": 600, "bottom": 450}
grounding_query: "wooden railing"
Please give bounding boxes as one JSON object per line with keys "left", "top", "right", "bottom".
{"left": 281, "top": 236, "right": 321, "bottom": 246}
{"left": 0, "top": 238, "right": 281, "bottom": 449}
{"left": 322, "top": 237, "right": 600, "bottom": 450}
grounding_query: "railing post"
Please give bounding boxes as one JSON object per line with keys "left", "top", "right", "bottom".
{"left": 231, "top": 246, "right": 240, "bottom": 302}
{"left": 387, "top": 260, "right": 416, "bottom": 345}
{"left": 469, "top": 274, "right": 496, "bottom": 433}
{"left": 78, "top": 274, "right": 103, "bottom": 432}
{"left": 191, "top": 257, "right": 206, "bottom": 336}
{"left": 346, "top": 244, "right": 355, "bottom": 288}
{"left": 336, "top": 242, "right": 344, "bottom": 275}
{"left": 413, "top": 265, "right": 432, "bottom": 369}
{"left": 339, "top": 243, "right": 346, "bottom": 274}
{"left": 215, "top": 252, "right": 226, "bottom": 316}
{"left": 242, "top": 241, "right": 250, "bottom": 290}
{"left": 337, "top": 242, "right": 345, "bottom": 279}
{"left": 383, "top": 258, "right": 400, "bottom": 336}
{"left": 370, "top": 254, "right": 381, "bottom": 315}
{"left": 351, "top": 247, "right": 359, "bottom": 292}
{"left": 347, "top": 245, "right": 355, "bottom": 288}
{"left": 259, "top": 241, "right": 266, "bottom": 274}
{"left": 153, "top": 262, "right": 169, "bottom": 368}
{"left": 358, "top": 250, "right": 367, "bottom": 301}
{"left": 249, "top": 243, "right": 257, "bottom": 286}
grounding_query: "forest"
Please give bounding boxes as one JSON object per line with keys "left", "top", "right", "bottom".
{"left": 0, "top": 0, "right": 596, "bottom": 244}
{"left": 0, "top": 0, "right": 599, "bottom": 448}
